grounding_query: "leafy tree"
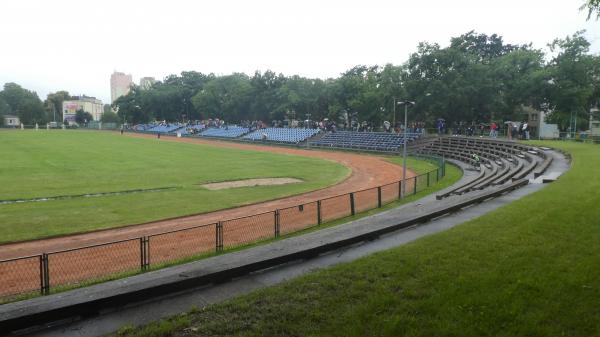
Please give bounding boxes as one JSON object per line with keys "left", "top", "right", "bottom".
{"left": 103, "top": 104, "right": 112, "bottom": 113}
{"left": 0, "top": 83, "right": 45, "bottom": 124}
{"left": 75, "top": 109, "right": 93, "bottom": 124}
{"left": 113, "top": 85, "right": 152, "bottom": 124}
{"left": 581, "top": 0, "right": 600, "bottom": 20}
{"left": 545, "top": 31, "right": 600, "bottom": 131}
{"left": 44, "top": 91, "right": 70, "bottom": 122}
{"left": 100, "top": 110, "right": 120, "bottom": 123}
{"left": 0, "top": 96, "right": 11, "bottom": 116}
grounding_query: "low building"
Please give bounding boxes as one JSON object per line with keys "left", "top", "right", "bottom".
{"left": 524, "top": 106, "right": 559, "bottom": 139}
{"left": 3, "top": 115, "right": 20, "bottom": 127}
{"left": 62, "top": 96, "right": 104, "bottom": 123}
{"left": 590, "top": 107, "right": 600, "bottom": 136}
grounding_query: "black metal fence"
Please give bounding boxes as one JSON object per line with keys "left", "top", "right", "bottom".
{"left": 0, "top": 161, "right": 445, "bottom": 303}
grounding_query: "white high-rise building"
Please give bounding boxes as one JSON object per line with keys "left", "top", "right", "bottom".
{"left": 140, "top": 77, "right": 156, "bottom": 90}
{"left": 110, "top": 71, "right": 133, "bottom": 103}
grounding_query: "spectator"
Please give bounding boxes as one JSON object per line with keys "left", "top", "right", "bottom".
{"left": 490, "top": 122, "right": 498, "bottom": 138}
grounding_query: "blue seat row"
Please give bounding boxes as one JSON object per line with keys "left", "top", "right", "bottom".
{"left": 199, "top": 126, "right": 250, "bottom": 138}
{"left": 310, "top": 131, "right": 419, "bottom": 152}
{"left": 146, "top": 124, "right": 184, "bottom": 133}
{"left": 243, "top": 128, "right": 320, "bottom": 143}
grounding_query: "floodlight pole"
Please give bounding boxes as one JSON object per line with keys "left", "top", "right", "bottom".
{"left": 393, "top": 98, "right": 396, "bottom": 130}
{"left": 399, "top": 100, "right": 415, "bottom": 198}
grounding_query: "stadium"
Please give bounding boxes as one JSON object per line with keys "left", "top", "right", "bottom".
{"left": 1, "top": 2, "right": 600, "bottom": 336}
{"left": 1, "top": 121, "right": 591, "bottom": 336}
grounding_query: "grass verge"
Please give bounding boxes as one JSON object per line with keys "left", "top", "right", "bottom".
{"left": 112, "top": 141, "right": 600, "bottom": 337}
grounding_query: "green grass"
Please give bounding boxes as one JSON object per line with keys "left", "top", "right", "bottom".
{"left": 0, "top": 130, "right": 349, "bottom": 243}
{"left": 115, "top": 141, "right": 600, "bottom": 337}
{"left": 386, "top": 156, "right": 441, "bottom": 175}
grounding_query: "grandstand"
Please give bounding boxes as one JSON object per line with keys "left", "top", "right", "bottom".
{"left": 199, "top": 126, "right": 250, "bottom": 138}
{"left": 243, "top": 128, "right": 320, "bottom": 144}
{"left": 411, "top": 137, "right": 553, "bottom": 199}
{"left": 310, "top": 131, "right": 420, "bottom": 152}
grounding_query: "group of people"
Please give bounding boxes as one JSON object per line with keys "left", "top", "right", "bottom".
{"left": 506, "top": 121, "right": 529, "bottom": 140}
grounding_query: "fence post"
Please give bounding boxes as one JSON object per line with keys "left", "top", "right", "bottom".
{"left": 413, "top": 176, "right": 417, "bottom": 194}
{"left": 144, "top": 237, "right": 150, "bottom": 270}
{"left": 427, "top": 171, "right": 430, "bottom": 187}
{"left": 317, "top": 200, "right": 322, "bottom": 225}
{"left": 377, "top": 186, "right": 382, "bottom": 208}
{"left": 350, "top": 193, "right": 355, "bottom": 216}
{"left": 216, "top": 222, "right": 223, "bottom": 252}
{"left": 442, "top": 157, "right": 446, "bottom": 177}
{"left": 398, "top": 180, "right": 402, "bottom": 199}
{"left": 40, "top": 253, "right": 50, "bottom": 295}
{"left": 139, "top": 237, "right": 149, "bottom": 271}
{"left": 274, "top": 210, "right": 280, "bottom": 238}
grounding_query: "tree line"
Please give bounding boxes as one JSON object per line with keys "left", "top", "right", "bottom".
{"left": 113, "top": 31, "right": 599, "bottom": 131}
{"left": 1, "top": 31, "right": 599, "bottom": 131}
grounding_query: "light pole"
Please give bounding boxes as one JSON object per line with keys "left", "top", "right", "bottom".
{"left": 398, "top": 100, "right": 415, "bottom": 198}
{"left": 393, "top": 98, "right": 396, "bottom": 130}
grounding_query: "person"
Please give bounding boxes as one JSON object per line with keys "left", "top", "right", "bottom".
{"left": 472, "top": 153, "right": 480, "bottom": 168}
{"left": 490, "top": 122, "right": 497, "bottom": 138}
{"left": 522, "top": 121, "right": 529, "bottom": 140}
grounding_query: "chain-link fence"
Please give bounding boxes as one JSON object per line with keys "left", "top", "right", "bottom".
{"left": 0, "top": 159, "right": 445, "bottom": 303}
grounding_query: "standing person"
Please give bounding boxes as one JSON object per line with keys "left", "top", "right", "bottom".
{"left": 490, "top": 122, "right": 497, "bottom": 138}
{"left": 522, "top": 121, "right": 529, "bottom": 140}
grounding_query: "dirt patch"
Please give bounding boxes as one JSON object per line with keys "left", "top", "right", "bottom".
{"left": 201, "top": 178, "right": 303, "bottom": 190}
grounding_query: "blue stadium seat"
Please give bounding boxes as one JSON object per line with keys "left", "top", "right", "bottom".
{"left": 199, "top": 126, "right": 250, "bottom": 138}
{"left": 243, "top": 128, "right": 320, "bottom": 144}
{"left": 310, "top": 131, "right": 420, "bottom": 152}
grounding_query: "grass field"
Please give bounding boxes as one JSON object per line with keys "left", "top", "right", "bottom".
{"left": 0, "top": 131, "right": 349, "bottom": 243}
{"left": 117, "top": 141, "right": 600, "bottom": 337}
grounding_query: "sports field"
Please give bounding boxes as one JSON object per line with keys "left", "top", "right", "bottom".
{"left": 0, "top": 131, "right": 349, "bottom": 243}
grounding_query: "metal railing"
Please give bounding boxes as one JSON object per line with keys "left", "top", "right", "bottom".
{"left": 0, "top": 161, "right": 445, "bottom": 303}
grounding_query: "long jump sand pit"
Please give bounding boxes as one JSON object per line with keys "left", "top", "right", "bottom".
{"left": 0, "top": 134, "right": 417, "bottom": 299}
{"left": 201, "top": 178, "right": 303, "bottom": 190}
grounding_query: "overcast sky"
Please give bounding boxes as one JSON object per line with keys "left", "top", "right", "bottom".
{"left": 1, "top": 0, "right": 598, "bottom": 104}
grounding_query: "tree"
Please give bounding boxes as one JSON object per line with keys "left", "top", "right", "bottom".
{"left": 100, "top": 110, "right": 120, "bottom": 123}
{"left": 581, "top": 0, "right": 600, "bottom": 20}
{"left": 0, "top": 83, "right": 45, "bottom": 124}
{"left": 545, "top": 31, "right": 600, "bottom": 131}
{"left": 44, "top": 91, "right": 70, "bottom": 123}
{"left": 75, "top": 109, "right": 93, "bottom": 125}
{"left": 103, "top": 104, "right": 112, "bottom": 113}
{"left": 113, "top": 85, "right": 152, "bottom": 124}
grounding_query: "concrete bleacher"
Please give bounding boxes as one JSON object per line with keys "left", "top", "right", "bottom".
{"left": 411, "top": 137, "right": 552, "bottom": 199}
{"left": 310, "top": 131, "right": 420, "bottom": 152}
{"left": 199, "top": 126, "right": 250, "bottom": 138}
{"left": 243, "top": 128, "right": 320, "bottom": 144}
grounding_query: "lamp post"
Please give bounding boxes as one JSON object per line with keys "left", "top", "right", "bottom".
{"left": 397, "top": 100, "right": 415, "bottom": 197}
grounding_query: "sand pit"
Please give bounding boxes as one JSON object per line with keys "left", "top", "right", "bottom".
{"left": 201, "top": 178, "right": 303, "bottom": 190}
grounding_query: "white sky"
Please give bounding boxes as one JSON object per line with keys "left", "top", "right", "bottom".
{"left": 1, "top": 0, "right": 598, "bottom": 104}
